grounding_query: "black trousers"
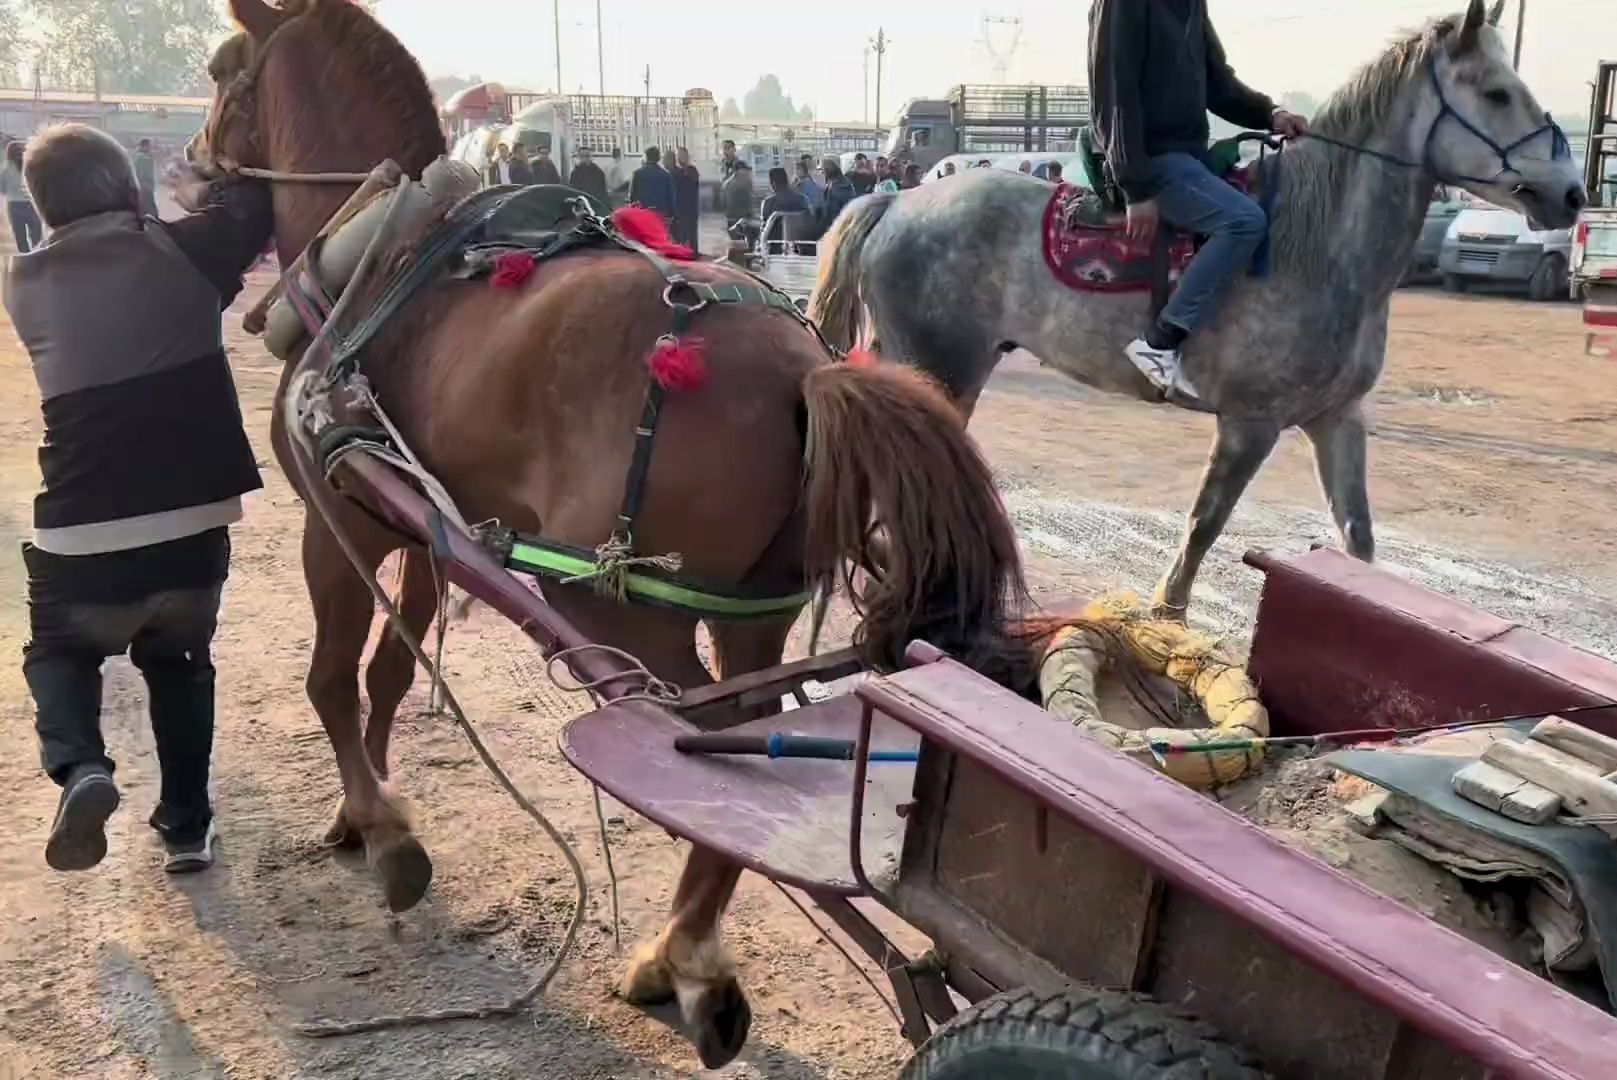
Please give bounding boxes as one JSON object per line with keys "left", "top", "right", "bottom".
{"left": 23, "top": 529, "right": 230, "bottom": 844}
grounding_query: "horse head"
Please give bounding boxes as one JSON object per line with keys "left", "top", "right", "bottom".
{"left": 1422, "top": 0, "right": 1585, "bottom": 229}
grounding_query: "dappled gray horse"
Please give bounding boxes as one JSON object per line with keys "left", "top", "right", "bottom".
{"left": 812, "top": 0, "right": 1584, "bottom": 616}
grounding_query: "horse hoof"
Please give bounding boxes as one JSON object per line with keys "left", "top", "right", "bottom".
{"left": 374, "top": 837, "right": 433, "bottom": 912}
{"left": 690, "top": 978, "right": 751, "bottom": 1070}
{"left": 619, "top": 936, "right": 676, "bottom": 1004}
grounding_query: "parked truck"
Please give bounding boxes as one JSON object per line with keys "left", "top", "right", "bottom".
{"left": 1573, "top": 62, "right": 1617, "bottom": 353}
{"left": 885, "top": 83, "right": 1091, "bottom": 174}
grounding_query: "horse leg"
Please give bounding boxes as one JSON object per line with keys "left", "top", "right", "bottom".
{"left": 1152, "top": 418, "right": 1280, "bottom": 618}
{"left": 362, "top": 549, "right": 438, "bottom": 779}
{"left": 614, "top": 615, "right": 793, "bottom": 1068}
{"left": 1304, "top": 400, "right": 1375, "bottom": 562}
{"left": 302, "top": 514, "right": 432, "bottom": 912}
{"left": 621, "top": 845, "right": 750, "bottom": 1069}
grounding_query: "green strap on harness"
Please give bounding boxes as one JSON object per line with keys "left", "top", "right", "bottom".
{"left": 504, "top": 537, "right": 811, "bottom": 619}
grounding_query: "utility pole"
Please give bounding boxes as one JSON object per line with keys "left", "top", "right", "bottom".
{"left": 871, "top": 28, "right": 887, "bottom": 128}
{"left": 863, "top": 45, "right": 871, "bottom": 124}
{"left": 1513, "top": 0, "right": 1526, "bottom": 69}
{"left": 596, "top": 0, "right": 605, "bottom": 95}
{"left": 553, "top": 0, "right": 563, "bottom": 93}
{"left": 644, "top": 64, "right": 651, "bottom": 98}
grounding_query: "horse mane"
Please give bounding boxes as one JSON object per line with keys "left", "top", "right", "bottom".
{"left": 1270, "top": 15, "right": 1463, "bottom": 280}
{"left": 269, "top": 0, "right": 445, "bottom": 173}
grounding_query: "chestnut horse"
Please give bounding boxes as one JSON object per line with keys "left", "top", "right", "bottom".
{"left": 196, "top": 0, "right": 1023, "bottom": 1066}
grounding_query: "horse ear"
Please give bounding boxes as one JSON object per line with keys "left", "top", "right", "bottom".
{"left": 1456, "top": 0, "right": 1487, "bottom": 53}
{"left": 1486, "top": 0, "right": 1506, "bottom": 26}
{"left": 231, "top": 0, "right": 282, "bottom": 40}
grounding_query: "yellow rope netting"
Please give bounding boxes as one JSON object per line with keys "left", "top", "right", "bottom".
{"left": 1038, "top": 593, "right": 1269, "bottom": 789}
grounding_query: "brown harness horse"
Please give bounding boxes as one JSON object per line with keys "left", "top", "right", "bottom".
{"left": 196, "top": 0, "right": 1024, "bottom": 1066}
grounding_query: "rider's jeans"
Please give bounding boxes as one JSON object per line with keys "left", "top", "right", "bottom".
{"left": 22, "top": 530, "right": 229, "bottom": 845}
{"left": 1149, "top": 152, "right": 1269, "bottom": 338}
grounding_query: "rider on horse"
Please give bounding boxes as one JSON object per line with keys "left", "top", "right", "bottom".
{"left": 1089, "top": 0, "right": 1308, "bottom": 404}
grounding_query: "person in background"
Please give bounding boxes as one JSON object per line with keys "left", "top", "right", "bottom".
{"left": 1046, "top": 160, "right": 1065, "bottom": 184}
{"left": 849, "top": 153, "right": 876, "bottom": 195}
{"left": 2, "top": 141, "right": 42, "bottom": 253}
{"left": 133, "top": 139, "right": 159, "bottom": 219}
{"left": 629, "top": 146, "right": 676, "bottom": 223}
{"left": 1018, "top": 159, "right": 1033, "bottom": 174}
{"left": 902, "top": 162, "right": 923, "bottom": 189}
{"left": 507, "top": 143, "right": 536, "bottom": 186}
{"left": 974, "top": 158, "right": 992, "bottom": 169}
{"left": 876, "top": 167, "right": 899, "bottom": 195}
{"left": 670, "top": 146, "right": 702, "bottom": 254}
{"left": 722, "top": 159, "right": 755, "bottom": 232}
{"left": 607, "top": 148, "right": 630, "bottom": 206}
{"left": 486, "top": 143, "right": 512, "bottom": 186}
{"left": 530, "top": 144, "right": 562, "bottom": 185}
{"left": 570, "top": 146, "right": 609, "bottom": 204}
{"left": 794, "top": 157, "right": 823, "bottom": 213}
{"left": 1090, "top": 0, "right": 1306, "bottom": 403}
{"left": 3, "top": 124, "right": 271, "bottom": 874}
{"left": 759, "top": 165, "right": 809, "bottom": 243}
{"left": 819, "top": 158, "right": 856, "bottom": 229}
{"left": 943, "top": 161, "right": 958, "bottom": 177}
{"left": 714, "top": 139, "right": 738, "bottom": 211}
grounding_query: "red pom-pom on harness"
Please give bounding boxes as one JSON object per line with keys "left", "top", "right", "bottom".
{"left": 611, "top": 206, "right": 695, "bottom": 261}
{"left": 490, "top": 250, "right": 536, "bottom": 290}
{"left": 647, "top": 335, "right": 707, "bottom": 392}
{"left": 846, "top": 347, "right": 878, "bottom": 367}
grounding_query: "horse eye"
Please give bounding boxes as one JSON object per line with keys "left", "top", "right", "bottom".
{"left": 1484, "top": 88, "right": 1512, "bottom": 107}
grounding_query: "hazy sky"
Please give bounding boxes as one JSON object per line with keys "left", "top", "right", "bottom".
{"left": 371, "top": 0, "right": 1611, "bottom": 123}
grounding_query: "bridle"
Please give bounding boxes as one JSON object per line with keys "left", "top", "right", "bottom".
{"left": 198, "top": 14, "right": 374, "bottom": 186}
{"left": 1301, "top": 54, "right": 1570, "bottom": 190}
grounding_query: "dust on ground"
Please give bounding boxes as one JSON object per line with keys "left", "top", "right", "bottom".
{"left": 0, "top": 244, "right": 1614, "bottom": 1080}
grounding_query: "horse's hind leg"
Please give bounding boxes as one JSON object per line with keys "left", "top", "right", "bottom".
{"left": 1304, "top": 400, "right": 1375, "bottom": 562}
{"left": 302, "top": 512, "right": 432, "bottom": 912}
{"left": 1153, "top": 417, "right": 1280, "bottom": 618}
{"left": 362, "top": 548, "right": 438, "bottom": 779}
{"left": 622, "top": 845, "right": 749, "bottom": 1069}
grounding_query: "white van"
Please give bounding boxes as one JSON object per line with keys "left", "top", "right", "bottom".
{"left": 1438, "top": 203, "right": 1573, "bottom": 301}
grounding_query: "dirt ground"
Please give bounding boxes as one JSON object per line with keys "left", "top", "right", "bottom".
{"left": 1, "top": 235, "right": 1615, "bottom": 1080}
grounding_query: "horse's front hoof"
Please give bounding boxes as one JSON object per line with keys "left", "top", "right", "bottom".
{"left": 373, "top": 836, "right": 433, "bottom": 912}
{"left": 619, "top": 934, "right": 676, "bottom": 1004}
{"left": 689, "top": 978, "right": 751, "bottom": 1070}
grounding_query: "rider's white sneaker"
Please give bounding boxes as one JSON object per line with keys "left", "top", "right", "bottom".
{"left": 1123, "top": 338, "right": 1200, "bottom": 402}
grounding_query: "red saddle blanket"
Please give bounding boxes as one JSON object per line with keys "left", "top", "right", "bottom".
{"left": 1040, "top": 183, "right": 1196, "bottom": 293}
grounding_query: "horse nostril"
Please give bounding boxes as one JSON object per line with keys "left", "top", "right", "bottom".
{"left": 1567, "top": 185, "right": 1588, "bottom": 215}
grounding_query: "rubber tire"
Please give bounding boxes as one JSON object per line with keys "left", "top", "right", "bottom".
{"left": 1528, "top": 253, "right": 1568, "bottom": 302}
{"left": 898, "top": 986, "right": 1268, "bottom": 1080}
{"left": 1443, "top": 273, "right": 1468, "bottom": 293}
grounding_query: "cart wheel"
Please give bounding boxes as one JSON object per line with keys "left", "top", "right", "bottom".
{"left": 898, "top": 986, "right": 1268, "bottom": 1080}
{"left": 1528, "top": 253, "right": 1568, "bottom": 302}
{"left": 1443, "top": 273, "right": 1468, "bottom": 293}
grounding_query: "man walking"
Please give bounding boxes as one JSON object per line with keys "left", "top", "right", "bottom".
{"left": 629, "top": 146, "right": 676, "bottom": 223}
{"left": 1089, "top": 0, "right": 1306, "bottom": 403}
{"left": 714, "top": 139, "right": 738, "bottom": 211}
{"left": 3, "top": 125, "right": 270, "bottom": 873}
{"left": 508, "top": 143, "right": 536, "bottom": 186}
{"left": 794, "top": 155, "right": 823, "bottom": 214}
{"left": 670, "top": 146, "right": 702, "bottom": 253}
{"left": 819, "top": 158, "right": 856, "bottom": 230}
{"left": 530, "top": 144, "right": 562, "bottom": 185}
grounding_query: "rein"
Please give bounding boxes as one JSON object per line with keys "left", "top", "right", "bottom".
{"left": 237, "top": 166, "right": 374, "bottom": 183}
{"left": 1298, "top": 55, "right": 1570, "bottom": 188}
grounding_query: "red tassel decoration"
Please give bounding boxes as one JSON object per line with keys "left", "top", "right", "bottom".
{"left": 647, "top": 336, "right": 707, "bottom": 392}
{"left": 490, "top": 250, "right": 536, "bottom": 290}
{"left": 611, "top": 206, "right": 695, "bottom": 261}
{"left": 846, "top": 347, "right": 878, "bottom": 367}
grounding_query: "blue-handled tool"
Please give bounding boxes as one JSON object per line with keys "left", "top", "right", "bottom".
{"left": 674, "top": 732, "right": 918, "bottom": 763}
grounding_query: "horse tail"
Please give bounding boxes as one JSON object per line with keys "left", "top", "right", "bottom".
{"left": 809, "top": 193, "right": 896, "bottom": 352}
{"left": 800, "top": 361, "right": 1029, "bottom": 681}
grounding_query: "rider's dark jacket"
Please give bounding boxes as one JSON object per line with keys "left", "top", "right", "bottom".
{"left": 1088, "top": 0, "right": 1276, "bottom": 203}
{"left": 3, "top": 180, "right": 271, "bottom": 561}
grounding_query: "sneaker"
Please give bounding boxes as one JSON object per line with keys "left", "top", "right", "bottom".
{"left": 163, "top": 819, "right": 218, "bottom": 874}
{"left": 44, "top": 765, "right": 121, "bottom": 872}
{"left": 1124, "top": 338, "right": 1200, "bottom": 402}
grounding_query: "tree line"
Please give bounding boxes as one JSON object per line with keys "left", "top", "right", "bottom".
{"left": 2, "top": 0, "right": 223, "bottom": 97}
